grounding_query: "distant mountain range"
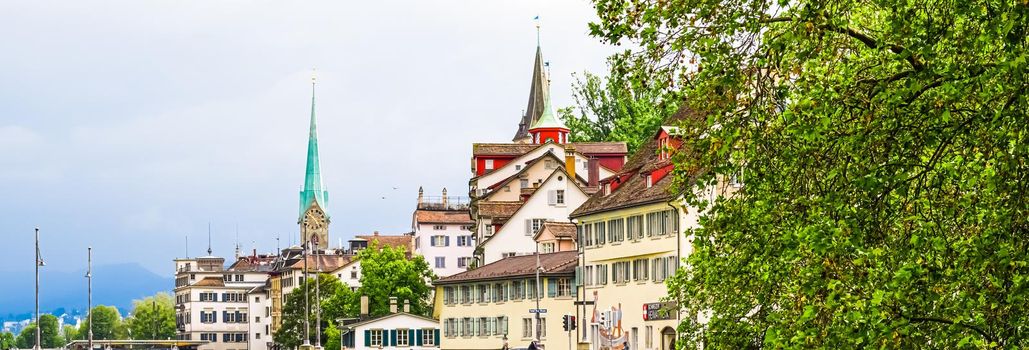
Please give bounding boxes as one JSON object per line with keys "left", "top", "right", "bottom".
{"left": 0, "top": 263, "right": 172, "bottom": 320}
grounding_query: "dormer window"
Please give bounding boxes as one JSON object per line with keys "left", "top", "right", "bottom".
{"left": 646, "top": 174, "right": 653, "bottom": 188}
{"left": 658, "top": 137, "right": 670, "bottom": 160}
{"left": 604, "top": 183, "right": 611, "bottom": 196}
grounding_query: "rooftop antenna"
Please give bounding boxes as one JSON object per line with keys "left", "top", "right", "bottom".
{"left": 234, "top": 223, "right": 241, "bottom": 259}
{"left": 207, "top": 222, "right": 213, "bottom": 256}
{"left": 185, "top": 235, "right": 189, "bottom": 258}
{"left": 276, "top": 235, "right": 281, "bottom": 253}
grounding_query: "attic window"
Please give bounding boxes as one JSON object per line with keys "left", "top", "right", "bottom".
{"left": 604, "top": 183, "right": 611, "bottom": 196}
{"left": 646, "top": 174, "right": 653, "bottom": 188}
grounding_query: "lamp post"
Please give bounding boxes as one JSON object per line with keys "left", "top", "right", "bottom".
{"left": 315, "top": 246, "right": 321, "bottom": 349}
{"left": 35, "top": 228, "right": 44, "bottom": 350}
{"left": 86, "top": 247, "right": 93, "bottom": 350}
{"left": 303, "top": 240, "right": 311, "bottom": 348}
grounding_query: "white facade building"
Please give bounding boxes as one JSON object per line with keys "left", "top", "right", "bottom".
{"left": 174, "top": 255, "right": 272, "bottom": 350}
{"left": 412, "top": 188, "right": 475, "bottom": 277}
{"left": 479, "top": 168, "right": 589, "bottom": 264}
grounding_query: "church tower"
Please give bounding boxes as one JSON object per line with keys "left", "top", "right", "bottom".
{"left": 527, "top": 83, "right": 568, "bottom": 144}
{"left": 299, "top": 72, "right": 330, "bottom": 249}
{"left": 512, "top": 44, "right": 550, "bottom": 143}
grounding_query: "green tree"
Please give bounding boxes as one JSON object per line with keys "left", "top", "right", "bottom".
{"left": 1, "top": 331, "right": 16, "bottom": 350}
{"left": 61, "top": 325, "right": 77, "bottom": 345}
{"left": 274, "top": 273, "right": 342, "bottom": 349}
{"left": 78, "top": 306, "right": 127, "bottom": 340}
{"left": 15, "top": 314, "right": 64, "bottom": 348}
{"left": 558, "top": 57, "right": 680, "bottom": 153}
{"left": 589, "top": 0, "right": 1027, "bottom": 348}
{"left": 355, "top": 242, "right": 436, "bottom": 317}
{"left": 125, "top": 293, "right": 176, "bottom": 340}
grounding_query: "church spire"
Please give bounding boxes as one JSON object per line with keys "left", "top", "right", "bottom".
{"left": 299, "top": 70, "right": 329, "bottom": 220}
{"left": 513, "top": 40, "right": 550, "bottom": 142}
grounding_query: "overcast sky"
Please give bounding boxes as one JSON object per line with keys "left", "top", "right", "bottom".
{"left": 0, "top": 1, "right": 617, "bottom": 276}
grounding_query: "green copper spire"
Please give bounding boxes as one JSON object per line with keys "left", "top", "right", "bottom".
{"left": 529, "top": 82, "right": 566, "bottom": 130}
{"left": 299, "top": 72, "right": 329, "bottom": 220}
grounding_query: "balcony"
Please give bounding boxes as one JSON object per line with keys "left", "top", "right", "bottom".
{"left": 417, "top": 196, "right": 470, "bottom": 210}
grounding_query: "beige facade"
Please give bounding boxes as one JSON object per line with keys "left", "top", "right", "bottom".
{"left": 575, "top": 202, "right": 694, "bottom": 350}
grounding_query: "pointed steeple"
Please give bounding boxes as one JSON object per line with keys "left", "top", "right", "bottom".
{"left": 529, "top": 88, "right": 565, "bottom": 130}
{"left": 513, "top": 44, "right": 550, "bottom": 142}
{"left": 299, "top": 71, "right": 329, "bottom": 220}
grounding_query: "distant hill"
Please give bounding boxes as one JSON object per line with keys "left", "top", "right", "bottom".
{"left": 0, "top": 263, "right": 172, "bottom": 319}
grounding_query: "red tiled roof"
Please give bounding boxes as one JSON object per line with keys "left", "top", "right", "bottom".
{"left": 571, "top": 142, "right": 628, "bottom": 154}
{"left": 571, "top": 105, "right": 702, "bottom": 217}
{"left": 537, "top": 221, "right": 577, "bottom": 240}
{"left": 414, "top": 210, "right": 473, "bottom": 224}
{"left": 193, "top": 277, "right": 225, "bottom": 287}
{"left": 434, "top": 251, "right": 577, "bottom": 284}
{"left": 355, "top": 234, "right": 413, "bottom": 252}
{"left": 476, "top": 201, "right": 523, "bottom": 218}
{"left": 472, "top": 143, "right": 540, "bottom": 156}
{"left": 286, "top": 255, "right": 352, "bottom": 271}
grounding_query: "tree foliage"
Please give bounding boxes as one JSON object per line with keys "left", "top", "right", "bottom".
{"left": 558, "top": 57, "right": 680, "bottom": 153}
{"left": 274, "top": 273, "right": 342, "bottom": 349}
{"left": 590, "top": 0, "right": 1028, "bottom": 348}
{"left": 125, "top": 293, "right": 176, "bottom": 340}
{"left": 354, "top": 242, "right": 436, "bottom": 317}
{"left": 77, "top": 306, "right": 126, "bottom": 341}
{"left": 61, "top": 325, "right": 77, "bottom": 345}
{"left": 16, "top": 314, "right": 63, "bottom": 348}
{"left": 0, "top": 331, "right": 14, "bottom": 350}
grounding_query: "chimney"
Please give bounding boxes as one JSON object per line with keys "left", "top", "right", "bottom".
{"left": 403, "top": 300, "right": 410, "bottom": 313}
{"left": 565, "top": 145, "right": 576, "bottom": 181}
{"left": 360, "top": 295, "right": 369, "bottom": 319}
{"left": 442, "top": 188, "right": 449, "bottom": 208}
{"left": 417, "top": 186, "right": 424, "bottom": 205}
{"left": 389, "top": 297, "right": 398, "bottom": 314}
{"left": 588, "top": 158, "right": 600, "bottom": 187}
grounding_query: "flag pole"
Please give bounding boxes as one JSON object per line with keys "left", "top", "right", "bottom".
{"left": 87, "top": 247, "right": 93, "bottom": 350}
{"left": 35, "top": 227, "right": 41, "bottom": 350}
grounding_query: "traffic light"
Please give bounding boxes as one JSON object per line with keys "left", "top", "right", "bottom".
{"left": 562, "top": 315, "right": 577, "bottom": 331}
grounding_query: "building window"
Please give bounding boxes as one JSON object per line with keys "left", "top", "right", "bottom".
{"left": 433, "top": 225, "right": 446, "bottom": 230}
{"left": 397, "top": 328, "right": 410, "bottom": 346}
{"left": 522, "top": 318, "right": 532, "bottom": 338}
{"left": 556, "top": 189, "right": 565, "bottom": 204}
{"left": 556, "top": 278, "right": 571, "bottom": 297}
{"left": 594, "top": 222, "right": 606, "bottom": 245}
{"left": 541, "top": 242, "right": 555, "bottom": 253}
{"left": 485, "top": 159, "right": 495, "bottom": 170}
{"left": 512, "top": 280, "right": 524, "bottom": 299}
{"left": 478, "top": 284, "right": 491, "bottom": 303}
{"left": 461, "top": 286, "right": 472, "bottom": 304}
{"left": 627, "top": 215, "right": 645, "bottom": 240}
{"left": 462, "top": 318, "right": 473, "bottom": 337}
{"left": 527, "top": 279, "right": 538, "bottom": 299}
{"left": 478, "top": 317, "right": 489, "bottom": 336}
{"left": 646, "top": 174, "right": 653, "bottom": 188}
{"left": 435, "top": 257, "right": 446, "bottom": 268}
{"left": 457, "top": 235, "right": 471, "bottom": 246}
{"left": 526, "top": 218, "right": 546, "bottom": 236}
{"left": 458, "top": 257, "right": 473, "bottom": 268}
{"left": 540, "top": 317, "right": 547, "bottom": 338}
{"left": 608, "top": 219, "right": 625, "bottom": 242}
{"left": 422, "top": 328, "right": 435, "bottom": 345}
{"left": 520, "top": 178, "right": 529, "bottom": 188}
{"left": 646, "top": 325, "right": 654, "bottom": 348}
{"left": 431, "top": 235, "right": 449, "bottom": 247}
{"left": 351, "top": 269, "right": 359, "bottom": 279}
{"left": 255, "top": 333, "right": 261, "bottom": 340}
{"left": 632, "top": 327, "right": 639, "bottom": 349}
{"left": 369, "top": 329, "right": 384, "bottom": 347}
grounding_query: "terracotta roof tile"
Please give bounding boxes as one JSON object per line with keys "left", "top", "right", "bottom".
{"left": 193, "top": 277, "right": 225, "bottom": 287}
{"left": 476, "top": 201, "right": 523, "bottom": 218}
{"left": 434, "top": 251, "right": 577, "bottom": 284}
{"left": 571, "top": 105, "right": 702, "bottom": 217}
{"left": 414, "top": 210, "right": 473, "bottom": 224}
{"left": 472, "top": 143, "right": 540, "bottom": 156}
{"left": 540, "top": 222, "right": 577, "bottom": 239}
{"left": 570, "top": 142, "right": 628, "bottom": 154}
{"left": 355, "top": 234, "right": 413, "bottom": 252}
{"left": 287, "top": 255, "right": 352, "bottom": 271}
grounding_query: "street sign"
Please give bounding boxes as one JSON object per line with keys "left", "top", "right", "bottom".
{"left": 529, "top": 308, "right": 547, "bottom": 314}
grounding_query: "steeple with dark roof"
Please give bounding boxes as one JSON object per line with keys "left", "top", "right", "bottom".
{"left": 513, "top": 45, "right": 549, "bottom": 142}
{"left": 298, "top": 71, "right": 330, "bottom": 249}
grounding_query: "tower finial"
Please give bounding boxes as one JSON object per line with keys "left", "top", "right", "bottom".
{"left": 534, "top": 15, "right": 541, "bottom": 47}
{"left": 207, "top": 222, "right": 213, "bottom": 256}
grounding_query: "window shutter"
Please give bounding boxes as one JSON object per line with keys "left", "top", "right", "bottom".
{"left": 547, "top": 278, "right": 557, "bottom": 297}
{"left": 445, "top": 236, "right": 450, "bottom": 246}
{"left": 409, "top": 329, "right": 415, "bottom": 345}
{"left": 525, "top": 219, "right": 532, "bottom": 235}
{"left": 415, "top": 329, "right": 423, "bottom": 346}
{"left": 548, "top": 190, "right": 556, "bottom": 204}
{"left": 364, "top": 330, "right": 370, "bottom": 347}
{"left": 434, "top": 329, "right": 440, "bottom": 346}
{"left": 390, "top": 329, "right": 397, "bottom": 346}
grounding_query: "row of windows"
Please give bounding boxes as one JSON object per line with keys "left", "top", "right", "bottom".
{"left": 442, "top": 317, "right": 511, "bottom": 338}
{"left": 429, "top": 235, "right": 475, "bottom": 247}
{"left": 197, "top": 292, "right": 246, "bottom": 303}
{"left": 579, "top": 256, "right": 679, "bottom": 287}
{"left": 198, "top": 332, "right": 247, "bottom": 343}
{"left": 365, "top": 328, "right": 437, "bottom": 347}
{"left": 579, "top": 209, "right": 679, "bottom": 247}
{"left": 434, "top": 256, "right": 474, "bottom": 269}
{"left": 442, "top": 278, "right": 574, "bottom": 305}
{"left": 222, "top": 274, "right": 245, "bottom": 282}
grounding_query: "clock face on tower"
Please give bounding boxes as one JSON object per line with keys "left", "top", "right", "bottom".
{"left": 301, "top": 206, "right": 329, "bottom": 249}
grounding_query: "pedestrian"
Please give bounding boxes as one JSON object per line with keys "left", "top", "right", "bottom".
{"left": 623, "top": 339, "right": 630, "bottom": 350}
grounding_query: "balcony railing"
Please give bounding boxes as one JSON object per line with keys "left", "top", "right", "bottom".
{"left": 417, "top": 196, "right": 470, "bottom": 210}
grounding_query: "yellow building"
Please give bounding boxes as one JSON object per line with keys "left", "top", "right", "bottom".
{"left": 433, "top": 251, "right": 579, "bottom": 350}
{"left": 570, "top": 111, "right": 715, "bottom": 350}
